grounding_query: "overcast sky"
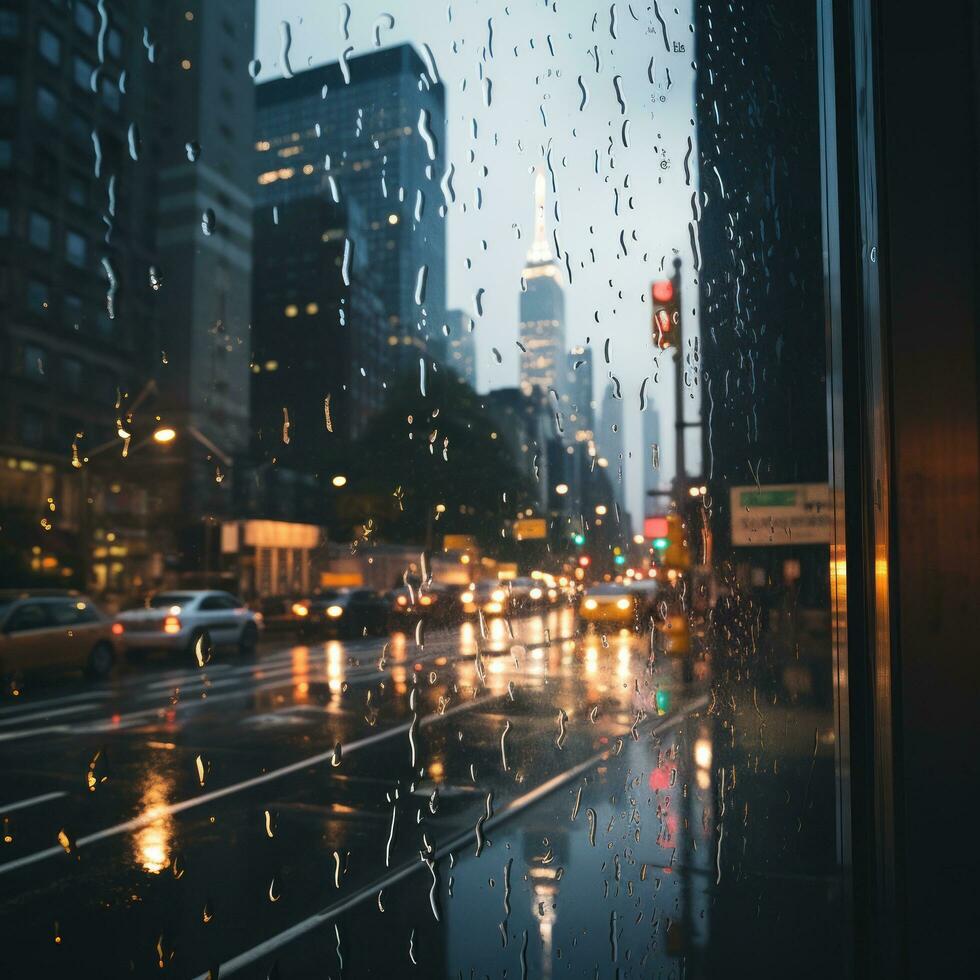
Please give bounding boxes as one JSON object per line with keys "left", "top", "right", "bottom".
{"left": 254, "top": 0, "right": 701, "bottom": 522}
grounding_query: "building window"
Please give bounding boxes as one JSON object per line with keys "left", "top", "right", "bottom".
{"left": 100, "top": 76, "right": 120, "bottom": 111}
{"left": 65, "top": 229, "right": 87, "bottom": 267}
{"left": 64, "top": 293, "right": 83, "bottom": 329}
{"left": 27, "top": 279, "right": 51, "bottom": 315}
{"left": 107, "top": 27, "right": 122, "bottom": 59}
{"left": 38, "top": 26, "right": 60, "bottom": 64}
{"left": 62, "top": 357, "right": 83, "bottom": 393}
{"left": 22, "top": 343, "right": 48, "bottom": 379}
{"left": 73, "top": 2, "right": 96, "bottom": 36}
{"left": 0, "top": 75, "right": 17, "bottom": 105}
{"left": 19, "top": 409, "right": 46, "bottom": 447}
{"left": 36, "top": 85, "right": 58, "bottom": 120}
{"left": 0, "top": 10, "right": 19, "bottom": 38}
{"left": 67, "top": 174, "right": 87, "bottom": 206}
{"left": 72, "top": 56, "right": 93, "bottom": 90}
{"left": 28, "top": 211, "right": 52, "bottom": 250}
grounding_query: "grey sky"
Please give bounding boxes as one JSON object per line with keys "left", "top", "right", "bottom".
{"left": 254, "top": 0, "right": 701, "bottom": 523}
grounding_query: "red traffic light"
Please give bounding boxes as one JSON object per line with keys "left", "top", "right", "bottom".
{"left": 644, "top": 516, "right": 669, "bottom": 539}
{"left": 578, "top": 555, "right": 591, "bottom": 567}
{"left": 652, "top": 280, "right": 674, "bottom": 303}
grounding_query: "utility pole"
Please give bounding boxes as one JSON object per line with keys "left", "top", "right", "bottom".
{"left": 670, "top": 257, "right": 686, "bottom": 486}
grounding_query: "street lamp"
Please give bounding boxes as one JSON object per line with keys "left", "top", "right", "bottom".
{"left": 153, "top": 426, "right": 177, "bottom": 444}
{"left": 555, "top": 483, "right": 569, "bottom": 496}
{"left": 331, "top": 475, "right": 348, "bottom": 488}
{"left": 595, "top": 504, "right": 607, "bottom": 516}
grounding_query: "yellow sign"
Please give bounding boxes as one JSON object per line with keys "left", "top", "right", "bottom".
{"left": 319, "top": 571, "right": 363, "bottom": 587}
{"left": 513, "top": 518, "right": 548, "bottom": 541}
{"left": 443, "top": 534, "right": 478, "bottom": 552}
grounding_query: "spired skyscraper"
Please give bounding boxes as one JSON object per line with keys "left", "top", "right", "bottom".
{"left": 519, "top": 171, "right": 566, "bottom": 397}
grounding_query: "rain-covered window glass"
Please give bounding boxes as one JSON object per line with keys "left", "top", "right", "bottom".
{"left": 0, "top": 3, "right": 849, "bottom": 978}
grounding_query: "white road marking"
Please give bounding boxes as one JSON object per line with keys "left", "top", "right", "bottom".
{"left": 0, "top": 690, "right": 110, "bottom": 717}
{"left": 0, "top": 791, "right": 67, "bottom": 815}
{"left": 0, "top": 691, "right": 508, "bottom": 876}
{"left": 191, "top": 694, "right": 710, "bottom": 978}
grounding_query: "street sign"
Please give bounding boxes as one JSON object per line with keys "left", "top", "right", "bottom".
{"left": 443, "top": 534, "right": 478, "bottom": 552}
{"left": 730, "top": 483, "right": 832, "bottom": 546}
{"left": 513, "top": 517, "right": 548, "bottom": 541}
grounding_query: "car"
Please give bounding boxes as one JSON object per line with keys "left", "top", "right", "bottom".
{"left": 461, "top": 580, "right": 510, "bottom": 618}
{"left": 290, "top": 589, "right": 389, "bottom": 638}
{"left": 114, "top": 590, "right": 261, "bottom": 658}
{"left": 0, "top": 591, "right": 118, "bottom": 682}
{"left": 577, "top": 583, "right": 638, "bottom": 629}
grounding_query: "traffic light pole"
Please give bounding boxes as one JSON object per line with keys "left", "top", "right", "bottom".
{"left": 672, "top": 257, "right": 687, "bottom": 487}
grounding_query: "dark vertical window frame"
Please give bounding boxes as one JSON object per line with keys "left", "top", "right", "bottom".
{"left": 822, "top": 0, "right": 980, "bottom": 975}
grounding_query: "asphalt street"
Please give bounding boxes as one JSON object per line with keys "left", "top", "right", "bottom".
{"left": 0, "top": 609, "right": 838, "bottom": 978}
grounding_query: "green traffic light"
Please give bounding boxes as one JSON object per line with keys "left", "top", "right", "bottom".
{"left": 572, "top": 533, "right": 585, "bottom": 546}
{"left": 613, "top": 554, "right": 626, "bottom": 565}
{"left": 653, "top": 537, "right": 669, "bottom": 550}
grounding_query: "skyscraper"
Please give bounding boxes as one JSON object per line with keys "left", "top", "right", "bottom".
{"left": 0, "top": 0, "right": 255, "bottom": 592}
{"left": 519, "top": 171, "right": 565, "bottom": 397}
{"left": 254, "top": 45, "right": 447, "bottom": 372}
{"left": 562, "top": 345, "right": 595, "bottom": 444}
{"left": 446, "top": 308, "right": 477, "bottom": 388}
{"left": 599, "top": 381, "right": 626, "bottom": 515}
{"left": 147, "top": 0, "right": 256, "bottom": 506}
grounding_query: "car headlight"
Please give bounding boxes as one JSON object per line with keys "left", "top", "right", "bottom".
{"left": 616, "top": 598, "right": 631, "bottom": 610}
{"left": 491, "top": 589, "right": 506, "bottom": 603}
{"left": 529, "top": 587, "right": 542, "bottom": 600}
{"left": 396, "top": 595, "right": 408, "bottom": 607}
{"left": 461, "top": 591, "right": 474, "bottom": 604}
{"left": 326, "top": 605, "right": 344, "bottom": 618}
{"left": 419, "top": 595, "right": 433, "bottom": 606}
{"left": 584, "top": 598, "right": 598, "bottom": 610}
{"left": 485, "top": 601, "right": 502, "bottom": 614}
{"left": 548, "top": 589, "right": 557, "bottom": 600}
{"left": 291, "top": 603, "right": 309, "bottom": 617}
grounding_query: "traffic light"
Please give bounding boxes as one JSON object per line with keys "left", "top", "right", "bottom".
{"left": 572, "top": 532, "right": 585, "bottom": 546}
{"left": 663, "top": 513, "right": 690, "bottom": 569}
{"left": 614, "top": 554, "right": 626, "bottom": 566}
{"left": 578, "top": 555, "right": 591, "bottom": 567}
{"left": 651, "top": 277, "right": 680, "bottom": 350}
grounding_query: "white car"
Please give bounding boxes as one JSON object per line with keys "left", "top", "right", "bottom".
{"left": 115, "top": 591, "right": 262, "bottom": 658}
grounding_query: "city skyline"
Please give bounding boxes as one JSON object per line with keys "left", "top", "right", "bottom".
{"left": 254, "top": 0, "right": 699, "bottom": 523}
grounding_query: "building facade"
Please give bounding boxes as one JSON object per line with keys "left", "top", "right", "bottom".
{"left": 519, "top": 171, "right": 565, "bottom": 397}
{"left": 254, "top": 45, "right": 447, "bottom": 376}
{"left": 446, "top": 308, "right": 476, "bottom": 388}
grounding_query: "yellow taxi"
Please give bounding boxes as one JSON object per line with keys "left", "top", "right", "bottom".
{"left": 577, "top": 584, "right": 637, "bottom": 627}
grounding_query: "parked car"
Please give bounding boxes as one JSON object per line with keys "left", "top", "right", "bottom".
{"left": 290, "top": 589, "right": 389, "bottom": 638}
{"left": 577, "top": 583, "right": 638, "bottom": 629}
{"left": 0, "top": 591, "right": 117, "bottom": 682}
{"left": 388, "top": 584, "right": 447, "bottom": 627}
{"left": 114, "top": 590, "right": 261, "bottom": 658}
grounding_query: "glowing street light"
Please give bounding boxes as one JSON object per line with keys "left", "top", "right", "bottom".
{"left": 595, "top": 504, "right": 607, "bottom": 516}
{"left": 153, "top": 426, "right": 177, "bottom": 444}
{"left": 555, "top": 483, "right": 569, "bottom": 496}
{"left": 331, "top": 475, "right": 348, "bottom": 488}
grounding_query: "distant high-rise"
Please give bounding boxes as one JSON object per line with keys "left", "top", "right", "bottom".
{"left": 446, "top": 309, "right": 477, "bottom": 388}
{"left": 599, "top": 381, "right": 626, "bottom": 514}
{"left": 254, "top": 46, "right": 447, "bottom": 371}
{"left": 148, "top": 0, "right": 256, "bottom": 494}
{"left": 563, "top": 345, "right": 594, "bottom": 443}
{"left": 519, "top": 171, "right": 565, "bottom": 397}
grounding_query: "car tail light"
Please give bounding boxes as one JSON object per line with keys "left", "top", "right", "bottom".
{"left": 460, "top": 591, "right": 474, "bottom": 604}
{"left": 291, "top": 602, "right": 309, "bottom": 617}
{"left": 584, "top": 598, "right": 598, "bottom": 610}
{"left": 396, "top": 595, "right": 408, "bottom": 607}
{"left": 163, "top": 615, "right": 181, "bottom": 634}
{"left": 111, "top": 622, "right": 124, "bottom": 636}
{"left": 419, "top": 595, "right": 433, "bottom": 606}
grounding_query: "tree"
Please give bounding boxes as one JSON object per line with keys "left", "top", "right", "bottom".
{"left": 342, "top": 370, "right": 537, "bottom": 552}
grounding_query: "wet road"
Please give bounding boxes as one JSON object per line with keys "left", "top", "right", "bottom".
{"left": 0, "top": 610, "right": 838, "bottom": 978}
